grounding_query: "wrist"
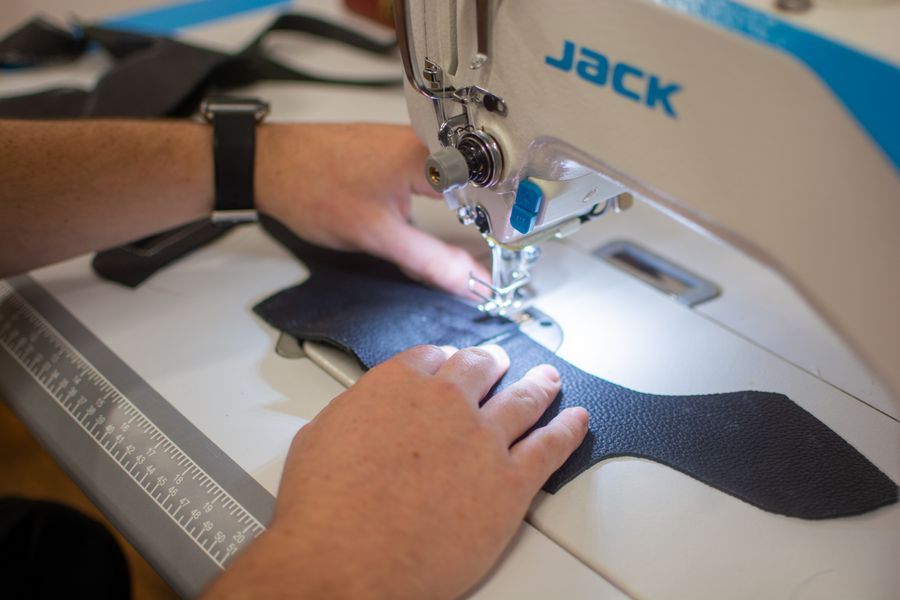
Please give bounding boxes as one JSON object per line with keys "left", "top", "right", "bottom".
{"left": 202, "top": 97, "right": 268, "bottom": 222}
{"left": 203, "top": 526, "right": 374, "bottom": 600}
{"left": 254, "top": 123, "right": 294, "bottom": 219}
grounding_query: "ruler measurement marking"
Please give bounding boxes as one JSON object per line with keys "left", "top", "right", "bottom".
{"left": 0, "top": 285, "right": 265, "bottom": 570}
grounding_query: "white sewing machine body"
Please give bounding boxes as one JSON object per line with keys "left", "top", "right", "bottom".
{"left": 397, "top": 0, "right": 900, "bottom": 405}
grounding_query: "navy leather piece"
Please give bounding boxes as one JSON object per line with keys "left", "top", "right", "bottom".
{"left": 254, "top": 217, "right": 898, "bottom": 519}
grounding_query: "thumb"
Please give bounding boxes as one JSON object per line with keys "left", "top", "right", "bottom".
{"left": 366, "top": 217, "right": 489, "bottom": 298}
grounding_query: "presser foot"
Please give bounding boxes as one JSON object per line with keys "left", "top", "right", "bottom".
{"left": 468, "top": 271, "right": 531, "bottom": 316}
{"left": 470, "top": 240, "right": 541, "bottom": 316}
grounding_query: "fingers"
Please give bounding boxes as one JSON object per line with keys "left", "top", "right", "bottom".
{"left": 392, "top": 344, "right": 457, "bottom": 375}
{"left": 367, "top": 217, "right": 489, "bottom": 298}
{"left": 435, "top": 345, "right": 509, "bottom": 404}
{"left": 481, "top": 365, "right": 561, "bottom": 444}
{"left": 510, "top": 407, "right": 589, "bottom": 490}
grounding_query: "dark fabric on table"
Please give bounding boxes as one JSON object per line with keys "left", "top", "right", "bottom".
{"left": 92, "top": 220, "right": 238, "bottom": 288}
{"left": 254, "top": 217, "right": 898, "bottom": 519}
{"left": 0, "top": 15, "right": 399, "bottom": 120}
{"left": 0, "top": 18, "right": 86, "bottom": 68}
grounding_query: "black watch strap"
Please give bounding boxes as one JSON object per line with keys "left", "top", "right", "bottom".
{"left": 201, "top": 97, "right": 269, "bottom": 223}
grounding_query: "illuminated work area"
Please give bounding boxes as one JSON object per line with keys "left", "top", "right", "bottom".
{"left": 1, "top": 1, "right": 898, "bottom": 598}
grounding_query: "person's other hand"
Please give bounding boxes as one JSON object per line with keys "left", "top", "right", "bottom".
{"left": 255, "top": 123, "right": 488, "bottom": 296}
{"left": 203, "top": 345, "right": 588, "bottom": 600}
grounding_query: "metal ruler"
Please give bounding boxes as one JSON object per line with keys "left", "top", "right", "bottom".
{"left": 0, "top": 280, "right": 269, "bottom": 586}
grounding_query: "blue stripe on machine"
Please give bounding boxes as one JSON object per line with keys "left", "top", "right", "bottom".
{"left": 657, "top": 0, "right": 900, "bottom": 171}
{"left": 104, "top": 0, "right": 292, "bottom": 34}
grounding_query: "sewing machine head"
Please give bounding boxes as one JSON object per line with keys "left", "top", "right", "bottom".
{"left": 430, "top": 133, "right": 635, "bottom": 315}
{"left": 396, "top": 6, "right": 637, "bottom": 316}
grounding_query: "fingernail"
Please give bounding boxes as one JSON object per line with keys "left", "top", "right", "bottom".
{"left": 569, "top": 407, "right": 590, "bottom": 428}
{"left": 479, "top": 343, "right": 510, "bottom": 366}
{"left": 439, "top": 345, "right": 458, "bottom": 358}
{"left": 539, "top": 364, "right": 560, "bottom": 383}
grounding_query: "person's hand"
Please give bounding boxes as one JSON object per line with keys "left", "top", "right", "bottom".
{"left": 255, "top": 123, "right": 488, "bottom": 296}
{"left": 202, "top": 345, "right": 589, "bottom": 600}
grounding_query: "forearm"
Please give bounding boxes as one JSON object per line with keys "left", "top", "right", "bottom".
{"left": 0, "top": 119, "right": 484, "bottom": 297}
{"left": 0, "top": 119, "right": 215, "bottom": 278}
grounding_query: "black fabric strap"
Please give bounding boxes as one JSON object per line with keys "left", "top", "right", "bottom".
{"left": 0, "top": 18, "right": 85, "bottom": 68}
{"left": 252, "top": 216, "right": 898, "bottom": 520}
{"left": 91, "top": 219, "right": 235, "bottom": 288}
{"left": 0, "top": 15, "right": 399, "bottom": 120}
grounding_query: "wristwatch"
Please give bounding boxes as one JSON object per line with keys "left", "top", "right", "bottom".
{"left": 200, "top": 96, "right": 270, "bottom": 224}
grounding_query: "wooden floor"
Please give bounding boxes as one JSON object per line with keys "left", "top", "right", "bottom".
{"left": 0, "top": 398, "right": 181, "bottom": 600}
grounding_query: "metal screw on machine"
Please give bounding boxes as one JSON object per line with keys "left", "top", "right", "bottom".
{"left": 424, "top": 130, "right": 503, "bottom": 193}
{"left": 473, "top": 205, "right": 492, "bottom": 235}
{"left": 422, "top": 58, "right": 444, "bottom": 91}
{"left": 522, "top": 245, "right": 542, "bottom": 264}
{"left": 457, "top": 206, "right": 477, "bottom": 226}
{"left": 481, "top": 93, "right": 506, "bottom": 114}
{"left": 456, "top": 206, "right": 493, "bottom": 236}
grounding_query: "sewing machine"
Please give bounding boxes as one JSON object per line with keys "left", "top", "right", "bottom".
{"left": 330, "top": 1, "right": 900, "bottom": 597}
{"left": 394, "top": 0, "right": 900, "bottom": 404}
